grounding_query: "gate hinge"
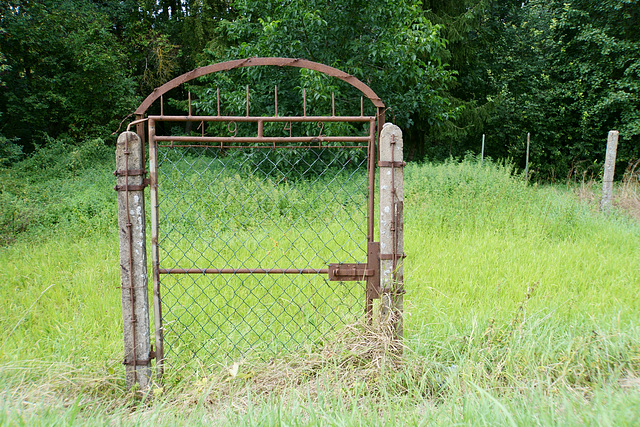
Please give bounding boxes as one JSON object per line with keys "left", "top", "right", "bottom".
{"left": 114, "top": 169, "right": 149, "bottom": 192}
{"left": 378, "top": 161, "right": 406, "bottom": 168}
{"left": 114, "top": 169, "right": 148, "bottom": 177}
{"left": 123, "top": 350, "right": 156, "bottom": 366}
{"left": 114, "top": 179, "right": 150, "bottom": 192}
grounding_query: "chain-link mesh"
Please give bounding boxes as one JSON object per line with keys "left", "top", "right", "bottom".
{"left": 155, "top": 144, "right": 369, "bottom": 366}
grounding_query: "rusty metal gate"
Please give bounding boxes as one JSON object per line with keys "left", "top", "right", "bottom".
{"left": 129, "top": 58, "right": 392, "bottom": 372}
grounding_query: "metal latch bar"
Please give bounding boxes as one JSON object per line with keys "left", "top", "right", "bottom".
{"left": 328, "top": 263, "right": 373, "bottom": 281}
{"left": 328, "top": 241, "right": 381, "bottom": 299}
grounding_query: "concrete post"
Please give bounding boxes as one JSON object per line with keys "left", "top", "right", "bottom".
{"left": 116, "top": 131, "right": 152, "bottom": 391}
{"left": 379, "top": 123, "right": 404, "bottom": 341}
{"left": 601, "top": 130, "right": 619, "bottom": 214}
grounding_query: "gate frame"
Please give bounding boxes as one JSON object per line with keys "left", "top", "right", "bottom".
{"left": 117, "top": 57, "right": 404, "bottom": 389}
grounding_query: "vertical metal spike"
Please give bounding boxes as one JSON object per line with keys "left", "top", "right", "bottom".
{"left": 303, "top": 88, "right": 307, "bottom": 117}
{"left": 216, "top": 88, "right": 220, "bottom": 116}
{"left": 332, "top": 93, "right": 335, "bottom": 117}
{"left": 275, "top": 85, "right": 278, "bottom": 117}
{"left": 246, "top": 85, "right": 249, "bottom": 117}
{"left": 361, "top": 96, "right": 364, "bottom": 116}
{"left": 160, "top": 95, "right": 164, "bottom": 116}
{"left": 188, "top": 92, "right": 192, "bottom": 116}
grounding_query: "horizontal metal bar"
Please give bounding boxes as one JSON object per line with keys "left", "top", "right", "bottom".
{"left": 113, "top": 169, "right": 147, "bottom": 177}
{"left": 378, "top": 161, "right": 407, "bottom": 168}
{"left": 126, "top": 117, "right": 149, "bottom": 132}
{"left": 157, "top": 144, "right": 367, "bottom": 149}
{"left": 148, "top": 115, "right": 375, "bottom": 123}
{"left": 154, "top": 135, "right": 370, "bottom": 144}
{"left": 114, "top": 184, "right": 148, "bottom": 192}
{"left": 159, "top": 268, "right": 330, "bottom": 275}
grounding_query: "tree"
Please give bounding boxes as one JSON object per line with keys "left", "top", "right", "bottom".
{"left": 0, "top": 0, "right": 137, "bottom": 149}
{"left": 420, "top": 0, "right": 524, "bottom": 159}
{"left": 129, "top": 0, "right": 235, "bottom": 93}
{"left": 191, "top": 0, "right": 458, "bottom": 158}
{"left": 484, "top": 0, "right": 640, "bottom": 177}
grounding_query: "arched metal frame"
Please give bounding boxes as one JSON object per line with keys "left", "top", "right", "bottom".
{"left": 134, "top": 57, "right": 385, "bottom": 140}
{"left": 136, "top": 58, "right": 387, "bottom": 372}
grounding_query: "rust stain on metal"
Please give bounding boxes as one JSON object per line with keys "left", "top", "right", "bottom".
{"left": 135, "top": 57, "right": 385, "bottom": 116}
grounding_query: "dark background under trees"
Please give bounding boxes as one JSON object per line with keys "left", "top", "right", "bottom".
{"left": 1, "top": 0, "right": 639, "bottom": 179}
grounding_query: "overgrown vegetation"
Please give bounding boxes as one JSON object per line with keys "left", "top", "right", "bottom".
{"left": 1, "top": 156, "right": 638, "bottom": 424}
{"left": 0, "top": 138, "right": 115, "bottom": 245}
{"left": 1, "top": 0, "right": 639, "bottom": 423}
{"left": 2, "top": 1, "right": 638, "bottom": 177}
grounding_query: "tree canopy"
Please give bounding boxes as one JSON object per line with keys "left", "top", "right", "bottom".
{"left": 1, "top": 0, "right": 638, "bottom": 178}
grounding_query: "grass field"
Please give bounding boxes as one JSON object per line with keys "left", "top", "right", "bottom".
{"left": 1, "top": 148, "right": 639, "bottom": 425}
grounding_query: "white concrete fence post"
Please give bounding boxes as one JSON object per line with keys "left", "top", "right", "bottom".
{"left": 379, "top": 123, "right": 404, "bottom": 342}
{"left": 116, "top": 131, "right": 152, "bottom": 391}
{"left": 601, "top": 130, "right": 619, "bottom": 214}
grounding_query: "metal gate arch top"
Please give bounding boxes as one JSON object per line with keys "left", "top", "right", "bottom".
{"left": 117, "top": 57, "right": 404, "bottom": 384}
{"left": 133, "top": 57, "right": 385, "bottom": 115}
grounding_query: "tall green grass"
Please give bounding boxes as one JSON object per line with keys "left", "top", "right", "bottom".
{"left": 1, "top": 154, "right": 639, "bottom": 425}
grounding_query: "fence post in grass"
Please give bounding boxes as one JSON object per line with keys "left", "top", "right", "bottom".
{"left": 601, "top": 130, "right": 619, "bottom": 214}
{"left": 115, "top": 131, "right": 152, "bottom": 391}
{"left": 379, "top": 123, "right": 404, "bottom": 344}
{"left": 481, "top": 134, "right": 485, "bottom": 167}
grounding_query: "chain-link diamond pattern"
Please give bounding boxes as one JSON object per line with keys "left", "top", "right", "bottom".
{"left": 156, "top": 145, "right": 369, "bottom": 365}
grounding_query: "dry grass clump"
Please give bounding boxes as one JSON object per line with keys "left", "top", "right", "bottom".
{"left": 573, "top": 176, "right": 598, "bottom": 208}
{"left": 571, "top": 160, "right": 640, "bottom": 220}
{"left": 0, "top": 320, "right": 418, "bottom": 423}
{"left": 617, "top": 160, "right": 640, "bottom": 220}
{"left": 149, "top": 315, "right": 443, "bottom": 421}
{"left": 248, "top": 318, "right": 405, "bottom": 394}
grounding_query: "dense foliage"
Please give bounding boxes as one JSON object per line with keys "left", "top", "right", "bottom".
{"left": 0, "top": 0, "right": 137, "bottom": 149}
{"left": 208, "top": 0, "right": 457, "bottom": 160}
{"left": 0, "top": 0, "right": 638, "bottom": 177}
{"left": 483, "top": 0, "right": 640, "bottom": 177}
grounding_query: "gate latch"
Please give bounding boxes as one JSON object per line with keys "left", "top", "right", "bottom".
{"left": 328, "top": 263, "right": 373, "bottom": 281}
{"left": 328, "top": 242, "right": 381, "bottom": 299}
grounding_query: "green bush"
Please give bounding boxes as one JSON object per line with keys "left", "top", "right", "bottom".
{"left": 0, "top": 135, "right": 23, "bottom": 167}
{"left": 0, "top": 137, "right": 116, "bottom": 244}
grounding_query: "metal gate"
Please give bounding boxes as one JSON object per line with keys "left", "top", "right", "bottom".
{"left": 128, "top": 58, "right": 395, "bottom": 373}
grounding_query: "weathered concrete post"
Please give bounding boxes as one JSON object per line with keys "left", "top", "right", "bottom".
{"left": 601, "top": 130, "right": 619, "bottom": 214}
{"left": 379, "top": 123, "right": 404, "bottom": 341}
{"left": 116, "top": 131, "right": 152, "bottom": 391}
